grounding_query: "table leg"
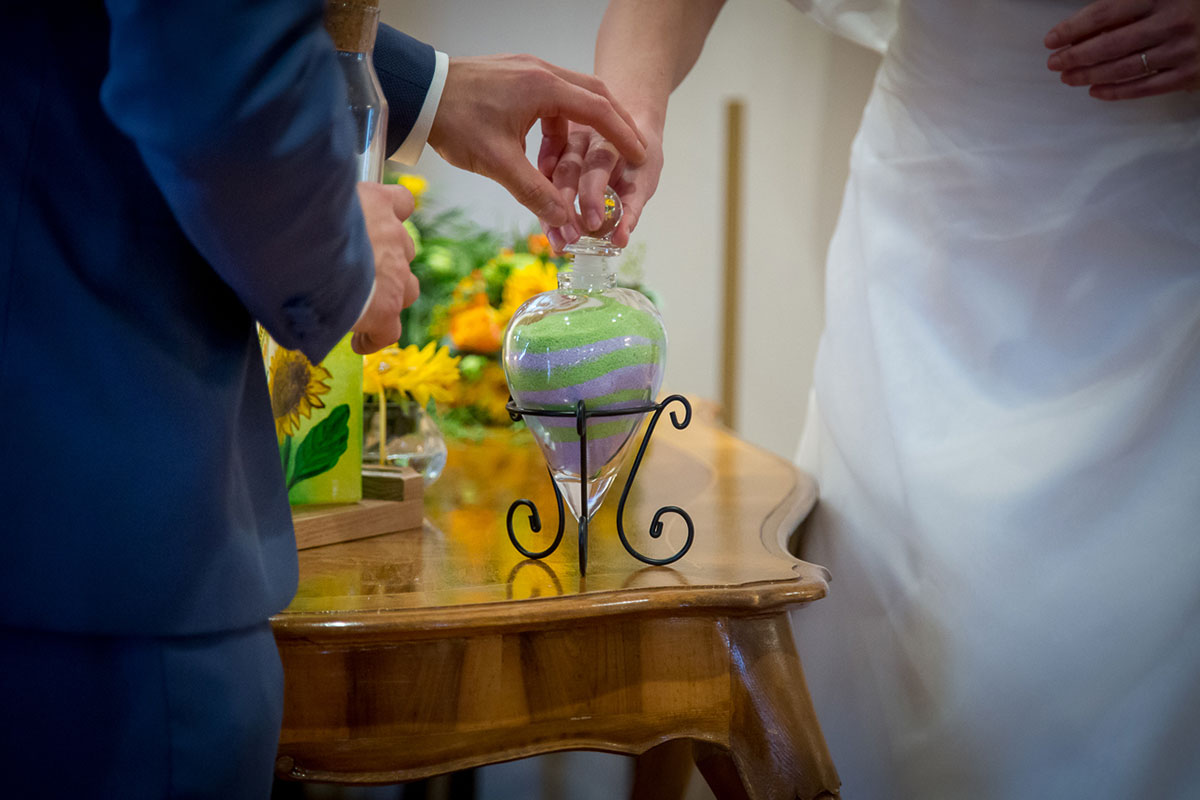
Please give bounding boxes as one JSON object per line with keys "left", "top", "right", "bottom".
{"left": 694, "top": 613, "right": 841, "bottom": 800}
{"left": 631, "top": 739, "right": 694, "bottom": 800}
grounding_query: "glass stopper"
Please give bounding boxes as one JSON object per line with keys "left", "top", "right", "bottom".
{"left": 566, "top": 187, "right": 623, "bottom": 257}
{"left": 580, "top": 186, "right": 622, "bottom": 238}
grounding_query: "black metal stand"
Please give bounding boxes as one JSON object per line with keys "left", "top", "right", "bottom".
{"left": 505, "top": 394, "right": 695, "bottom": 576}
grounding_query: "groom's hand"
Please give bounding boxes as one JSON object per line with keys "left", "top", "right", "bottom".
{"left": 351, "top": 182, "right": 419, "bottom": 355}
{"left": 427, "top": 54, "right": 646, "bottom": 228}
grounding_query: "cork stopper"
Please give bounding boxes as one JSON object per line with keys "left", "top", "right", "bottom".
{"left": 324, "top": 0, "right": 380, "bottom": 53}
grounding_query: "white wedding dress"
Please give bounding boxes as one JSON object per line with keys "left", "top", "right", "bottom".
{"left": 788, "top": 1, "right": 1200, "bottom": 797}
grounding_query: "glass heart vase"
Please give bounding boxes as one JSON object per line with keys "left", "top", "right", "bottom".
{"left": 502, "top": 230, "right": 666, "bottom": 523}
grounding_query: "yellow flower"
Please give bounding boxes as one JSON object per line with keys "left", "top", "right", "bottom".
{"left": 362, "top": 348, "right": 401, "bottom": 395}
{"left": 500, "top": 259, "right": 558, "bottom": 319}
{"left": 449, "top": 297, "right": 504, "bottom": 355}
{"left": 268, "top": 348, "right": 332, "bottom": 439}
{"left": 448, "top": 360, "right": 512, "bottom": 425}
{"left": 396, "top": 173, "right": 428, "bottom": 207}
{"left": 364, "top": 342, "right": 462, "bottom": 408}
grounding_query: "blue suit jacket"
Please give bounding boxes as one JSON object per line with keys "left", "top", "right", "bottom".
{"left": 0, "top": 2, "right": 435, "bottom": 635}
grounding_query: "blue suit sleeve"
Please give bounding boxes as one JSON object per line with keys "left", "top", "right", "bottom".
{"left": 373, "top": 25, "right": 436, "bottom": 158}
{"left": 99, "top": 0, "right": 373, "bottom": 362}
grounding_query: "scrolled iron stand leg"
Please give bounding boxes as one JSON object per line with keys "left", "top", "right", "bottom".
{"left": 505, "top": 394, "right": 695, "bottom": 576}
{"left": 614, "top": 395, "right": 694, "bottom": 566}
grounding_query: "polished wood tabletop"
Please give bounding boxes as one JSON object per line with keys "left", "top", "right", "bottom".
{"left": 272, "top": 412, "right": 840, "bottom": 799}
{"left": 274, "top": 413, "right": 829, "bottom": 637}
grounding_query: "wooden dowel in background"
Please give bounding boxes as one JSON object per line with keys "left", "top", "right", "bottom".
{"left": 720, "top": 99, "right": 744, "bottom": 430}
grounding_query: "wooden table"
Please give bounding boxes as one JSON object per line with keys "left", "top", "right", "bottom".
{"left": 271, "top": 414, "right": 841, "bottom": 800}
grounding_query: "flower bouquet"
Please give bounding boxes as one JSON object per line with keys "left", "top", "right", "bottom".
{"left": 387, "top": 170, "right": 654, "bottom": 440}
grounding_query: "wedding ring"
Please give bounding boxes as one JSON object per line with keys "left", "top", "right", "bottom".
{"left": 1140, "top": 52, "right": 1152, "bottom": 75}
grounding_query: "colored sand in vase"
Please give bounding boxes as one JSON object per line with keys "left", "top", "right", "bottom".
{"left": 505, "top": 291, "right": 666, "bottom": 519}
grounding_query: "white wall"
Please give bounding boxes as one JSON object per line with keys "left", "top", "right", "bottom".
{"left": 381, "top": 0, "right": 880, "bottom": 460}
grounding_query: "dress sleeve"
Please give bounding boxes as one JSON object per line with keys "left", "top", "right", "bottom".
{"left": 785, "top": 0, "right": 898, "bottom": 53}
{"left": 99, "top": 0, "right": 374, "bottom": 363}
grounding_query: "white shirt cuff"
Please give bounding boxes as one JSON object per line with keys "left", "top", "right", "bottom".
{"left": 390, "top": 50, "right": 449, "bottom": 166}
{"left": 353, "top": 277, "right": 377, "bottom": 329}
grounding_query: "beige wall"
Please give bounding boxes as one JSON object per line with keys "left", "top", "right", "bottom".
{"left": 381, "top": 0, "right": 880, "bottom": 460}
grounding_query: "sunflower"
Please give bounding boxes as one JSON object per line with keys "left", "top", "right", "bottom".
{"left": 364, "top": 342, "right": 461, "bottom": 408}
{"left": 268, "top": 348, "right": 333, "bottom": 439}
{"left": 362, "top": 348, "right": 399, "bottom": 395}
{"left": 395, "top": 342, "right": 462, "bottom": 407}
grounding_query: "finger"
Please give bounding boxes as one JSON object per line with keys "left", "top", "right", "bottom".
{"left": 549, "top": 127, "right": 589, "bottom": 195}
{"left": 544, "top": 225, "right": 566, "bottom": 253}
{"left": 539, "top": 80, "right": 647, "bottom": 168}
{"left": 1059, "top": 47, "right": 1153, "bottom": 86}
{"left": 403, "top": 271, "right": 420, "bottom": 308}
{"left": 549, "top": 129, "right": 589, "bottom": 241}
{"left": 1044, "top": 0, "right": 1154, "bottom": 48}
{"left": 578, "top": 147, "right": 622, "bottom": 233}
{"left": 539, "top": 116, "right": 568, "bottom": 177}
{"left": 400, "top": 223, "right": 415, "bottom": 261}
{"left": 543, "top": 216, "right": 582, "bottom": 249}
{"left": 1067, "top": 33, "right": 1199, "bottom": 89}
{"left": 388, "top": 184, "right": 416, "bottom": 221}
{"left": 578, "top": 166, "right": 616, "bottom": 235}
{"left": 352, "top": 321, "right": 400, "bottom": 355}
{"left": 526, "top": 60, "right": 648, "bottom": 154}
{"left": 1090, "top": 66, "right": 1193, "bottom": 99}
{"left": 1048, "top": 14, "right": 1166, "bottom": 71}
{"left": 611, "top": 216, "right": 634, "bottom": 250}
{"left": 611, "top": 187, "right": 646, "bottom": 249}
{"left": 491, "top": 145, "right": 571, "bottom": 226}
{"left": 538, "top": 137, "right": 562, "bottom": 180}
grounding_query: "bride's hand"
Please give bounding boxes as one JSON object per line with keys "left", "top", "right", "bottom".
{"left": 1044, "top": 0, "right": 1200, "bottom": 100}
{"left": 538, "top": 120, "right": 663, "bottom": 252}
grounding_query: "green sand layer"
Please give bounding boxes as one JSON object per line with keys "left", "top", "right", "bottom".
{"left": 508, "top": 297, "right": 665, "bottom": 392}
{"left": 508, "top": 298, "right": 664, "bottom": 354}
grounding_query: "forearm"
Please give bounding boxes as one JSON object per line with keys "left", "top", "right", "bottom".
{"left": 594, "top": 0, "right": 727, "bottom": 134}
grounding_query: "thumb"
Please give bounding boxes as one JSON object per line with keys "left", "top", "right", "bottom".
{"left": 491, "top": 148, "right": 569, "bottom": 226}
{"left": 351, "top": 325, "right": 400, "bottom": 355}
{"left": 383, "top": 183, "right": 415, "bottom": 220}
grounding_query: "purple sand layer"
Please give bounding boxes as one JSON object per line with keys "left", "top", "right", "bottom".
{"left": 514, "top": 363, "right": 662, "bottom": 407}
{"left": 530, "top": 429, "right": 634, "bottom": 476}
{"left": 535, "top": 400, "right": 650, "bottom": 428}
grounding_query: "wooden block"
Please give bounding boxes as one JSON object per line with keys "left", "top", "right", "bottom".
{"left": 362, "top": 465, "right": 424, "bottom": 503}
{"left": 291, "top": 498, "right": 423, "bottom": 550}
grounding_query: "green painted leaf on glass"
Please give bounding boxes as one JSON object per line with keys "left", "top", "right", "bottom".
{"left": 280, "top": 434, "right": 293, "bottom": 483}
{"left": 287, "top": 404, "right": 350, "bottom": 489}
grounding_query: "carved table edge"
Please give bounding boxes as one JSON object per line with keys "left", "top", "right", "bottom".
{"left": 271, "top": 575, "right": 828, "bottom": 642}
{"left": 274, "top": 731, "right": 728, "bottom": 785}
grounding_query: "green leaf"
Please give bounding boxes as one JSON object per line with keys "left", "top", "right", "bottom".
{"left": 279, "top": 435, "right": 293, "bottom": 482}
{"left": 287, "top": 404, "right": 351, "bottom": 489}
